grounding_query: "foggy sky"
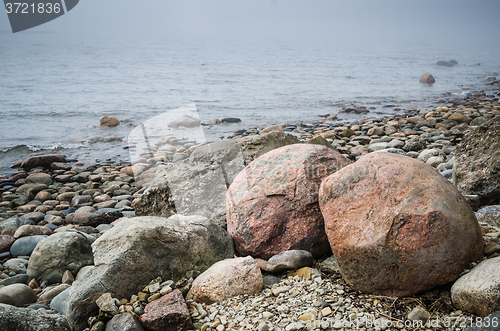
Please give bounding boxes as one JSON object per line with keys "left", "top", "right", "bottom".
{"left": 1, "top": 0, "right": 500, "bottom": 44}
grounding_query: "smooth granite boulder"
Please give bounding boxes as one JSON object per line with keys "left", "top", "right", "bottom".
{"left": 227, "top": 144, "right": 349, "bottom": 259}
{"left": 50, "top": 215, "right": 234, "bottom": 331}
{"left": 0, "top": 284, "right": 37, "bottom": 307}
{"left": 319, "top": 152, "right": 484, "bottom": 296}
{"left": 454, "top": 116, "right": 500, "bottom": 206}
{"left": 27, "top": 231, "right": 94, "bottom": 283}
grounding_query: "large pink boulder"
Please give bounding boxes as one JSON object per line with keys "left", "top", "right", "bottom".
{"left": 140, "top": 289, "right": 193, "bottom": 331}
{"left": 319, "top": 152, "right": 484, "bottom": 296}
{"left": 227, "top": 144, "right": 350, "bottom": 259}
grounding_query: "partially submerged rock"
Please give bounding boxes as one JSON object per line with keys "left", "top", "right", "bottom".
{"left": 99, "top": 116, "right": 120, "bottom": 127}
{"left": 419, "top": 72, "right": 435, "bottom": 84}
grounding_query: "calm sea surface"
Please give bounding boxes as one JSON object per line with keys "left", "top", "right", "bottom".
{"left": 1, "top": 32, "right": 499, "bottom": 173}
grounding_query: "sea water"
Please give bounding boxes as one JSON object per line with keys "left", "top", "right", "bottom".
{"left": 1, "top": 32, "right": 499, "bottom": 173}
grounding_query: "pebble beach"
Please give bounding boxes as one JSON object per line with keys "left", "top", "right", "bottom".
{"left": 1, "top": 76, "right": 500, "bottom": 331}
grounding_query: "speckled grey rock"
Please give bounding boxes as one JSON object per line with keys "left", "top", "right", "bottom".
{"left": 105, "top": 312, "right": 145, "bottom": 331}
{"left": 0, "top": 303, "right": 71, "bottom": 330}
{"left": 3, "top": 258, "right": 29, "bottom": 274}
{"left": 27, "top": 231, "right": 94, "bottom": 284}
{"left": 476, "top": 205, "right": 500, "bottom": 227}
{"left": 0, "top": 215, "right": 35, "bottom": 232}
{"left": 51, "top": 215, "right": 234, "bottom": 331}
{"left": 10, "top": 235, "right": 48, "bottom": 256}
{"left": 265, "top": 250, "right": 314, "bottom": 273}
{"left": 134, "top": 140, "right": 245, "bottom": 227}
{"left": 452, "top": 257, "right": 500, "bottom": 317}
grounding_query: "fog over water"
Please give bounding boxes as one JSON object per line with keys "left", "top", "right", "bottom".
{"left": 2, "top": 0, "right": 498, "bottom": 42}
{"left": 0, "top": 1, "right": 499, "bottom": 171}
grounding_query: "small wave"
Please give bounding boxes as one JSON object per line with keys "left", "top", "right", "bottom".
{"left": 0, "top": 142, "right": 88, "bottom": 154}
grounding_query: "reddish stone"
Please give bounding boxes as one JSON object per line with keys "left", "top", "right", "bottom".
{"left": 140, "top": 289, "right": 193, "bottom": 331}
{"left": 10, "top": 172, "right": 27, "bottom": 182}
{"left": 419, "top": 72, "right": 435, "bottom": 84}
{"left": 227, "top": 144, "right": 349, "bottom": 259}
{"left": 0, "top": 235, "right": 15, "bottom": 253}
{"left": 100, "top": 115, "right": 120, "bottom": 127}
{"left": 43, "top": 200, "right": 60, "bottom": 208}
{"left": 65, "top": 212, "right": 99, "bottom": 226}
{"left": 16, "top": 205, "right": 37, "bottom": 213}
{"left": 1, "top": 227, "right": 18, "bottom": 236}
{"left": 54, "top": 174, "right": 73, "bottom": 183}
{"left": 20, "top": 154, "right": 67, "bottom": 170}
{"left": 34, "top": 191, "right": 52, "bottom": 202}
{"left": 188, "top": 256, "right": 263, "bottom": 304}
{"left": 319, "top": 152, "right": 484, "bottom": 296}
{"left": 57, "top": 192, "right": 77, "bottom": 202}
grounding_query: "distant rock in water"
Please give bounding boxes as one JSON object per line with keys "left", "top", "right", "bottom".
{"left": 436, "top": 60, "right": 458, "bottom": 67}
{"left": 222, "top": 117, "right": 241, "bottom": 123}
{"left": 340, "top": 106, "right": 369, "bottom": 114}
{"left": 419, "top": 72, "right": 435, "bottom": 84}
{"left": 99, "top": 116, "right": 120, "bottom": 127}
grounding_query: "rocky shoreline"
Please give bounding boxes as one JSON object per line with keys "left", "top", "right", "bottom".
{"left": 1, "top": 80, "right": 500, "bottom": 331}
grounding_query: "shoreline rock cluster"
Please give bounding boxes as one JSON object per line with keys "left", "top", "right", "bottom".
{"left": 0, "top": 84, "right": 499, "bottom": 331}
